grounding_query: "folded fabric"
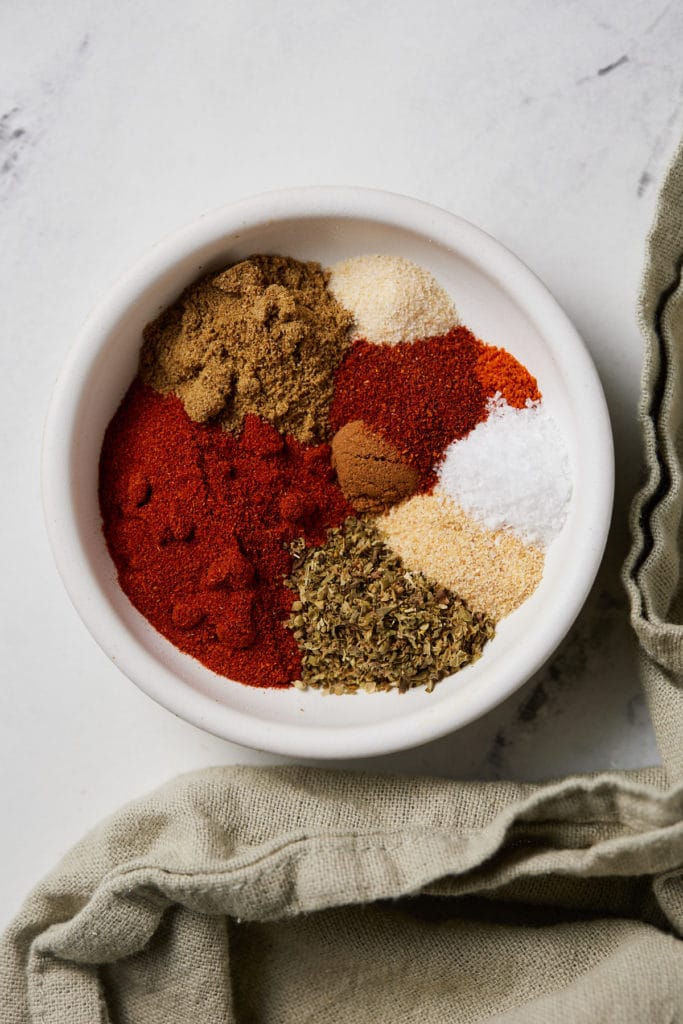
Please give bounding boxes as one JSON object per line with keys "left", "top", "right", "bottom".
{"left": 0, "top": 765, "right": 680, "bottom": 1023}
{"left": 3, "top": 137, "right": 683, "bottom": 1023}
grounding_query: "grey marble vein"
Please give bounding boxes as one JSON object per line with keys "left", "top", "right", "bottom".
{"left": 0, "top": 33, "right": 90, "bottom": 203}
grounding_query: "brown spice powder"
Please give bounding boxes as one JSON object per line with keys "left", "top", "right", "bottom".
{"left": 331, "top": 420, "right": 420, "bottom": 514}
{"left": 140, "top": 255, "right": 353, "bottom": 444}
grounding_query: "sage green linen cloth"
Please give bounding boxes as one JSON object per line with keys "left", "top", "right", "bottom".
{"left": 4, "top": 141, "right": 683, "bottom": 1021}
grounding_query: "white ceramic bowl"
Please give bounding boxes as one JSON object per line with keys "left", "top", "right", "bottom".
{"left": 42, "top": 187, "right": 613, "bottom": 759}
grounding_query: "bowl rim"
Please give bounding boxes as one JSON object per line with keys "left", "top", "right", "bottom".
{"left": 41, "top": 186, "right": 614, "bottom": 759}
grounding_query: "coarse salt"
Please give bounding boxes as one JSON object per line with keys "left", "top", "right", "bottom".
{"left": 437, "top": 397, "right": 572, "bottom": 548}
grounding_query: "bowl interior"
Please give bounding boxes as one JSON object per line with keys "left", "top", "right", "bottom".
{"left": 45, "top": 194, "right": 612, "bottom": 758}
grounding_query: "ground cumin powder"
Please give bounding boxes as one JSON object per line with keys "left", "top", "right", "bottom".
{"left": 140, "top": 255, "right": 353, "bottom": 444}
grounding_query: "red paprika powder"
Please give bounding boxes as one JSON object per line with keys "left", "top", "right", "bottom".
{"left": 329, "top": 328, "right": 488, "bottom": 488}
{"left": 99, "top": 381, "right": 353, "bottom": 687}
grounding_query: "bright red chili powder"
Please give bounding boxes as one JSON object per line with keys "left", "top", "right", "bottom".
{"left": 329, "top": 328, "right": 488, "bottom": 487}
{"left": 99, "top": 381, "right": 353, "bottom": 687}
{"left": 475, "top": 344, "right": 541, "bottom": 408}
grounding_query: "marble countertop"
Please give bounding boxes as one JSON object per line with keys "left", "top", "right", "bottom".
{"left": 2, "top": 0, "right": 682, "bottom": 927}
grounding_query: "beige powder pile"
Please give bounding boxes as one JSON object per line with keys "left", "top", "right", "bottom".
{"left": 377, "top": 491, "right": 544, "bottom": 621}
{"left": 328, "top": 255, "right": 459, "bottom": 345}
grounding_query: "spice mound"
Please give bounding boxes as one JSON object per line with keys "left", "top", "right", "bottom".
{"left": 285, "top": 518, "right": 494, "bottom": 694}
{"left": 328, "top": 255, "right": 459, "bottom": 345}
{"left": 377, "top": 493, "right": 544, "bottom": 621}
{"left": 437, "top": 397, "right": 571, "bottom": 547}
{"left": 331, "top": 420, "right": 419, "bottom": 514}
{"left": 329, "top": 330, "right": 487, "bottom": 486}
{"left": 140, "top": 255, "right": 352, "bottom": 444}
{"left": 99, "top": 250, "right": 573, "bottom": 695}
{"left": 476, "top": 345, "right": 541, "bottom": 408}
{"left": 99, "top": 381, "right": 352, "bottom": 688}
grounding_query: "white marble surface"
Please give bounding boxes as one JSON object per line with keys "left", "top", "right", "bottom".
{"left": 1, "top": 0, "right": 682, "bottom": 927}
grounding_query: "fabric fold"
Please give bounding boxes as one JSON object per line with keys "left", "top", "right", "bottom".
{"left": 2, "top": 766, "right": 683, "bottom": 1021}
{"left": 623, "top": 135, "right": 683, "bottom": 780}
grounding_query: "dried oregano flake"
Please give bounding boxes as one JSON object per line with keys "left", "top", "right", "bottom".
{"left": 285, "top": 518, "right": 494, "bottom": 694}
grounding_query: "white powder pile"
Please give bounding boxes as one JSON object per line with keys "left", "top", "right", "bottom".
{"left": 327, "top": 255, "right": 459, "bottom": 345}
{"left": 437, "top": 398, "right": 572, "bottom": 547}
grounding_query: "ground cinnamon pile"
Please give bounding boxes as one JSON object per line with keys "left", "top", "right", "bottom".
{"left": 140, "top": 255, "right": 353, "bottom": 444}
{"left": 331, "top": 420, "right": 419, "bottom": 514}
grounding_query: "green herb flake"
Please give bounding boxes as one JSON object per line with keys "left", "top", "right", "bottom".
{"left": 284, "top": 517, "right": 495, "bottom": 695}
